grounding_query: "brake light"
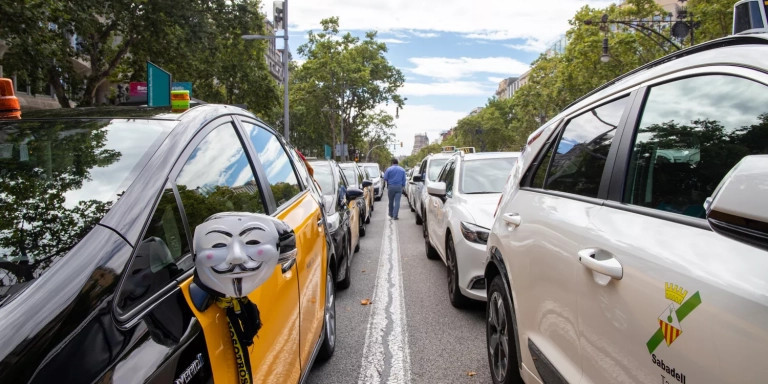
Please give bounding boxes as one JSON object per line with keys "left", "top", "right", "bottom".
{"left": 0, "top": 78, "right": 21, "bottom": 119}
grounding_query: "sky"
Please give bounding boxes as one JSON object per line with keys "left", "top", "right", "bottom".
{"left": 269, "top": 0, "right": 616, "bottom": 156}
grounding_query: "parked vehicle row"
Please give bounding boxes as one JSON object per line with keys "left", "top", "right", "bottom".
{"left": 406, "top": 32, "right": 768, "bottom": 384}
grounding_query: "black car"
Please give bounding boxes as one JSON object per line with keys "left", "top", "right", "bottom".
{"left": 308, "top": 159, "right": 363, "bottom": 290}
{"left": 0, "top": 105, "right": 338, "bottom": 383}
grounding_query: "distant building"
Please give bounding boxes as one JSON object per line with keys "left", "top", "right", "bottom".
{"left": 506, "top": 69, "right": 531, "bottom": 99}
{"left": 469, "top": 107, "right": 484, "bottom": 116}
{"left": 495, "top": 77, "right": 519, "bottom": 100}
{"left": 440, "top": 129, "right": 453, "bottom": 143}
{"left": 264, "top": 20, "right": 283, "bottom": 82}
{"left": 545, "top": 35, "right": 569, "bottom": 57}
{"left": 412, "top": 133, "right": 429, "bottom": 155}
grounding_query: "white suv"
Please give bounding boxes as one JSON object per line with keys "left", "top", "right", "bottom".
{"left": 423, "top": 152, "right": 519, "bottom": 308}
{"left": 485, "top": 34, "right": 768, "bottom": 384}
{"left": 414, "top": 152, "right": 453, "bottom": 225}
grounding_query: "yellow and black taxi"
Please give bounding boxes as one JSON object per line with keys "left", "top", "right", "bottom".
{"left": 339, "top": 162, "right": 374, "bottom": 232}
{"left": 0, "top": 103, "right": 337, "bottom": 383}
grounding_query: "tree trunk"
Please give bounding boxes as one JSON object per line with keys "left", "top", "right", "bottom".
{"left": 48, "top": 67, "right": 72, "bottom": 108}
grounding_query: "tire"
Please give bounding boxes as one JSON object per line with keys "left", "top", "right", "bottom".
{"left": 423, "top": 214, "right": 438, "bottom": 259}
{"left": 338, "top": 237, "right": 352, "bottom": 290}
{"left": 410, "top": 201, "right": 415, "bottom": 212}
{"left": 365, "top": 208, "right": 371, "bottom": 224}
{"left": 360, "top": 217, "right": 367, "bottom": 237}
{"left": 415, "top": 209, "right": 423, "bottom": 225}
{"left": 318, "top": 260, "right": 337, "bottom": 360}
{"left": 354, "top": 241, "right": 360, "bottom": 253}
{"left": 446, "top": 235, "right": 471, "bottom": 308}
{"left": 487, "top": 275, "right": 522, "bottom": 384}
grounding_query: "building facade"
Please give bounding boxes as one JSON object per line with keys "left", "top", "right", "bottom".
{"left": 412, "top": 133, "right": 429, "bottom": 155}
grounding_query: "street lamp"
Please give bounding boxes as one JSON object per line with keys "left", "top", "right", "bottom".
{"left": 600, "top": 37, "right": 611, "bottom": 63}
{"left": 242, "top": 0, "right": 290, "bottom": 142}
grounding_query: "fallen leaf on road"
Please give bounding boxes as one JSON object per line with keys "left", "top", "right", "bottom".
{"left": 360, "top": 299, "right": 371, "bottom": 305}
{"left": 361, "top": 269, "right": 366, "bottom": 273}
{"left": 467, "top": 371, "right": 476, "bottom": 377}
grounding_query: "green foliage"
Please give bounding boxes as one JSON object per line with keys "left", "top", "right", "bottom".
{"left": 0, "top": 0, "right": 278, "bottom": 113}
{"left": 290, "top": 17, "right": 405, "bottom": 157}
{"left": 688, "top": 0, "right": 735, "bottom": 42}
{"left": 401, "top": 143, "right": 443, "bottom": 167}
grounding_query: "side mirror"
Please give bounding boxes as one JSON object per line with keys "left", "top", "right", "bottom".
{"left": 706, "top": 155, "right": 768, "bottom": 250}
{"left": 362, "top": 180, "right": 373, "bottom": 188}
{"left": 427, "top": 182, "right": 446, "bottom": 197}
{"left": 193, "top": 212, "right": 292, "bottom": 298}
{"left": 413, "top": 174, "right": 423, "bottom": 183}
{"left": 346, "top": 187, "right": 364, "bottom": 200}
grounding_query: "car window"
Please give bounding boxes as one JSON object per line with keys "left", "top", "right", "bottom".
{"left": 461, "top": 157, "right": 517, "bottom": 194}
{"left": 443, "top": 161, "right": 456, "bottom": 196}
{"left": 364, "top": 166, "right": 380, "bottom": 178}
{"left": 337, "top": 166, "right": 348, "bottom": 188}
{"left": 176, "top": 123, "right": 266, "bottom": 231}
{"left": 0, "top": 119, "right": 171, "bottom": 305}
{"left": 242, "top": 123, "right": 302, "bottom": 208}
{"left": 341, "top": 167, "right": 357, "bottom": 187}
{"left": 543, "top": 96, "right": 628, "bottom": 198}
{"left": 419, "top": 160, "right": 428, "bottom": 179}
{"left": 624, "top": 75, "right": 768, "bottom": 218}
{"left": 117, "top": 186, "right": 191, "bottom": 313}
{"left": 312, "top": 163, "right": 335, "bottom": 196}
{"left": 427, "top": 158, "right": 448, "bottom": 181}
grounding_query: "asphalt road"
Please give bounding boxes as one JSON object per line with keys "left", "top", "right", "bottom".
{"left": 308, "top": 192, "right": 491, "bottom": 384}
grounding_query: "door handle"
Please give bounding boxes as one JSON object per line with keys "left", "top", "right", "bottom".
{"left": 502, "top": 213, "right": 521, "bottom": 227}
{"left": 317, "top": 215, "right": 324, "bottom": 227}
{"left": 578, "top": 248, "right": 623, "bottom": 280}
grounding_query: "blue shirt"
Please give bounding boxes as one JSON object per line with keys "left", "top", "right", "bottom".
{"left": 383, "top": 165, "right": 407, "bottom": 187}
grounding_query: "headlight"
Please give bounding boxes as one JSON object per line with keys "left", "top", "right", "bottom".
{"left": 460, "top": 221, "right": 490, "bottom": 244}
{"left": 326, "top": 212, "right": 340, "bottom": 234}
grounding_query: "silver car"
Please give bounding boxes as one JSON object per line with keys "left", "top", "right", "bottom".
{"left": 484, "top": 33, "right": 768, "bottom": 384}
{"left": 413, "top": 152, "right": 453, "bottom": 225}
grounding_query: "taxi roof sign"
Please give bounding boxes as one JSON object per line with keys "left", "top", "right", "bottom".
{"left": 0, "top": 78, "right": 21, "bottom": 119}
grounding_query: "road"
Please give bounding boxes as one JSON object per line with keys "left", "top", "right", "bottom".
{"left": 308, "top": 194, "right": 491, "bottom": 384}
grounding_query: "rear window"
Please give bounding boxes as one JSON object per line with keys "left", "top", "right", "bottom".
{"left": 341, "top": 167, "right": 358, "bottom": 187}
{"left": 311, "top": 163, "right": 335, "bottom": 195}
{"left": 0, "top": 119, "right": 171, "bottom": 304}
{"left": 461, "top": 157, "right": 517, "bottom": 194}
{"left": 364, "top": 166, "right": 380, "bottom": 178}
{"left": 428, "top": 158, "right": 448, "bottom": 181}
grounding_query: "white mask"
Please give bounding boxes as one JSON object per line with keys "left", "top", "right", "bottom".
{"left": 193, "top": 213, "right": 287, "bottom": 298}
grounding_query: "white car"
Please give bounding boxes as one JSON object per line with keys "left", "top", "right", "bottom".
{"left": 407, "top": 165, "right": 421, "bottom": 211}
{"left": 484, "top": 33, "right": 768, "bottom": 384}
{"left": 423, "top": 152, "right": 519, "bottom": 307}
{"left": 414, "top": 152, "right": 453, "bottom": 225}
{"left": 359, "top": 163, "right": 384, "bottom": 201}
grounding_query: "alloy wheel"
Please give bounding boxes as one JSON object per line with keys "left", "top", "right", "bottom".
{"left": 488, "top": 291, "right": 509, "bottom": 382}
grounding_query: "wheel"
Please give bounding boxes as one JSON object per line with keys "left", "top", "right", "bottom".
{"left": 446, "top": 235, "right": 471, "bottom": 308}
{"left": 423, "top": 214, "right": 438, "bottom": 259}
{"left": 487, "top": 275, "right": 522, "bottom": 384}
{"left": 354, "top": 241, "right": 360, "bottom": 253}
{"left": 318, "top": 260, "right": 337, "bottom": 360}
{"left": 360, "top": 215, "right": 367, "bottom": 237}
{"left": 365, "top": 207, "right": 371, "bottom": 224}
{"left": 410, "top": 200, "right": 415, "bottom": 212}
{"left": 415, "top": 209, "right": 423, "bottom": 225}
{"left": 338, "top": 237, "right": 352, "bottom": 289}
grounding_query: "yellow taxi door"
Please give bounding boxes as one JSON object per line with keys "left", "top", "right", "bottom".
{"left": 175, "top": 120, "right": 301, "bottom": 383}
{"left": 239, "top": 120, "right": 328, "bottom": 376}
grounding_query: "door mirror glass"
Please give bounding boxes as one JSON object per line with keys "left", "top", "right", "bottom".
{"left": 706, "top": 155, "right": 768, "bottom": 250}
{"left": 427, "top": 182, "right": 447, "bottom": 197}
{"left": 347, "top": 187, "right": 364, "bottom": 200}
{"left": 193, "top": 212, "right": 294, "bottom": 298}
{"left": 412, "top": 174, "right": 423, "bottom": 183}
{"left": 362, "top": 180, "right": 373, "bottom": 188}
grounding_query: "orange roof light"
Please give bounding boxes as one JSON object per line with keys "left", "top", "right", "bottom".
{"left": 171, "top": 90, "right": 190, "bottom": 113}
{"left": 0, "top": 78, "right": 21, "bottom": 119}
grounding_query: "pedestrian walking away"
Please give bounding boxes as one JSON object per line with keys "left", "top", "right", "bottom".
{"left": 382, "top": 158, "right": 406, "bottom": 220}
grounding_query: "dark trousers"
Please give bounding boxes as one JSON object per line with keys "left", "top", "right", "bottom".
{"left": 387, "top": 185, "right": 403, "bottom": 218}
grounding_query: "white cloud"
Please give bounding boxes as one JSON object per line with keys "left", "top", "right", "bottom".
{"left": 504, "top": 39, "right": 550, "bottom": 52}
{"left": 381, "top": 104, "right": 468, "bottom": 156}
{"left": 488, "top": 76, "right": 506, "bottom": 84}
{"left": 285, "top": 0, "right": 615, "bottom": 46}
{"left": 408, "top": 57, "right": 530, "bottom": 80}
{"left": 380, "top": 38, "right": 407, "bottom": 44}
{"left": 402, "top": 81, "right": 494, "bottom": 97}
{"left": 410, "top": 31, "right": 439, "bottom": 38}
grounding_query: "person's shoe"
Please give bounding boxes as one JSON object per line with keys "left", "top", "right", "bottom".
{"left": 394, "top": 217, "right": 399, "bottom": 220}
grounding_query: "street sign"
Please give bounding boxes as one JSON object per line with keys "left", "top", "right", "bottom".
{"left": 324, "top": 144, "right": 332, "bottom": 159}
{"left": 147, "top": 61, "right": 171, "bottom": 107}
{"left": 334, "top": 144, "right": 348, "bottom": 157}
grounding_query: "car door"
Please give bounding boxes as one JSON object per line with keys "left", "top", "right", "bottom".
{"left": 239, "top": 119, "right": 327, "bottom": 376}
{"left": 578, "top": 71, "right": 768, "bottom": 384}
{"left": 433, "top": 160, "right": 456, "bottom": 260}
{"left": 416, "top": 158, "right": 428, "bottom": 215}
{"left": 175, "top": 120, "right": 301, "bottom": 383}
{"left": 498, "top": 94, "right": 631, "bottom": 383}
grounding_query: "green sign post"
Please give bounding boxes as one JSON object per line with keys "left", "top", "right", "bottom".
{"left": 147, "top": 61, "right": 171, "bottom": 107}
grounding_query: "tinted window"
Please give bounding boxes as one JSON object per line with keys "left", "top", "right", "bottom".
{"left": 117, "top": 187, "right": 191, "bottom": 312}
{"left": 176, "top": 123, "right": 265, "bottom": 231}
{"left": 243, "top": 123, "right": 301, "bottom": 208}
{"left": 461, "top": 157, "right": 517, "bottom": 194}
{"left": 624, "top": 75, "right": 768, "bottom": 218}
{"left": 312, "top": 163, "right": 335, "bottom": 196}
{"left": 0, "top": 119, "right": 170, "bottom": 302}
{"left": 364, "top": 166, "right": 380, "bottom": 178}
{"left": 545, "top": 96, "right": 628, "bottom": 197}
{"left": 341, "top": 167, "right": 358, "bottom": 187}
{"left": 443, "top": 161, "right": 456, "bottom": 196}
{"left": 427, "top": 158, "right": 448, "bottom": 181}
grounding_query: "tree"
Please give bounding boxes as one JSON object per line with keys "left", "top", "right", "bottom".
{"left": 291, "top": 17, "right": 405, "bottom": 157}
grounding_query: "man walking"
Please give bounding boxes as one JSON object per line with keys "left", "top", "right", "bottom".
{"left": 382, "top": 158, "right": 406, "bottom": 220}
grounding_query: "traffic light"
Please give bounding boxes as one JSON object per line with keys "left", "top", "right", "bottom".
{"left": 273, "top": 1, "right": 285, "bottom": 30}
{"left": 400, "top": 141, "right": 403, "bottom": 147}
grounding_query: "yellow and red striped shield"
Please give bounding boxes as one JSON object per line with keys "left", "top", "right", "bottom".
{"left": 659, "top": 320, "right": 682, "bottom": 346}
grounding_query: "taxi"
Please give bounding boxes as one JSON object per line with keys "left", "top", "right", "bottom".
{"left": 340, "top": 162, "right": 374, "bottom": 228}
{"left": 0, "top": 101, "right": 337, "bottom": 383}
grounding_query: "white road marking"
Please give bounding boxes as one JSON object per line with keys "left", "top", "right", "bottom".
{"left": 358, "top": 219, "right": 411, "bottom": 384}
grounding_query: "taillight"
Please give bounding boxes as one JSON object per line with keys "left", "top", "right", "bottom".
{"left": 0, "top": 78, "right": 21, "bottom": 119}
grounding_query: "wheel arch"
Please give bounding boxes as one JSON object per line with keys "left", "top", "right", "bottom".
{"left": 484, "top": 245, "right": 523, "bottom": 370}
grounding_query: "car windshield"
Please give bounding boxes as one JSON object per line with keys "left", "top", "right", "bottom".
{"left": 341, "top": 167, "right": 358, "bottom": 187}
{"left": 427, "top": 159, "right": 448, "bottom": 181}
{"left": 364, "top": 166, "right": 380, "bottom": 178}
{"left": 461, "top": 157, "right": 517, "bottom": 194}
{"left": 0, "top": 119, "right": 171, "bottom": 305}
{"left": 312, "top": 163, "right": 335, "bottom": 195}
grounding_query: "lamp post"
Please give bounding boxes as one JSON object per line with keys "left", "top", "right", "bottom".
{"left": 242, "top": 0, "right": 290, "bottom": 142}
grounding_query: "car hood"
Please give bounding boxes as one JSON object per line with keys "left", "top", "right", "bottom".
{"left": 460, "top": 193, "right": 501, "bottom": 229}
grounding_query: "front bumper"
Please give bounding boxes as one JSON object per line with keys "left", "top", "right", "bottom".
{"left": 454, "top": 236, "right": 488, "bottom": 301}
